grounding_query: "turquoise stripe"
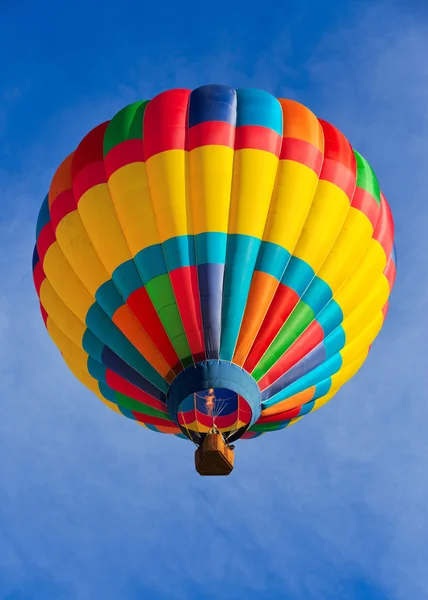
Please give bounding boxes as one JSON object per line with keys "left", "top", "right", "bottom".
{"left": 112, "top": 260, "right": 143, "bottom": 299}
{"left": 302, "top": 277, "right": 332, "bottom": 314}
{"left": 313, "top": 378, "right": 333, "bottom": 400}
{"left": 163, "top": 235, "right": 195, "bottom": 270}
{"left": 36, "top": 195, "right": 51, "bottom": 237}
{"left": 273, "top": 354, "right": 343, "bottom": 400}
{"left": 82, "top": 330, "right": 105, "bottom": 363}
{"left": 87, "top": 357, "right": 107, "bottom": 384}
{"left": 281, "top": 256, "right": 314, "bottom": 296}
{"left": 236, "top": 89, "right": 283, "bottom": 136}
{"left": 134, "top": 244, "right": 167, "bottom": 284}
{"left": 317, "top": 301, "right": 343, "bottom": 336}
{"left": 255, "top": 241, "right": 290, "bottom": 281}
{"left": 98, "top": 381, "right": 117, "bottom": 403}
{"left": 195, "top": 232, "right": 227, "bottom": 264}
{"left": 85, "top": 304, "right": 167, "bottom": 392}
{"left": 220, "top": 234, "right": 261, "bottom": 360}
{"left": 298, "top": 400, "right": 315, "bottom": 416}
{"left": 118, "top": 406, "right": 136, "bottom": 420}
{"left": 95, "top": 283, "right": 123, "bottom": 318}
{"left": 324, "top": 326, "right": 346, "bottom": 359}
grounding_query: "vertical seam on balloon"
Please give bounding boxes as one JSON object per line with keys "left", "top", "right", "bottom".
{"left": 249, "top": 123, "right": 356, "bottom": 383}
{"left": 102, "top": 108, "right": 185, "bottom": 376}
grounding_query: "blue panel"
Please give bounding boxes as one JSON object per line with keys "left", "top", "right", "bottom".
{"left": 86, "top": 303, "right": 168, "bottom": 393}
{"left": 134, "top": 244, "right": 168, "bottom": 285}
{"left": 98, "top": 382, "right": 118, "bottom": 404}
{"left": 267, "top": 353, "right": 342, "bottom": 401}
{"left": 324, "top": 326, "right": 346, "bottom": 359}
{"left": 112, "top": 260, "right": 143, "bottom": 300}
{"left": 87, "top": 356, "right": 107, "bottom": 384}
{"left": 195, "top": 232, "right": 227, "bottom": 265}
{"left": 101, "top": 346, "right": 166, "bottom": 401}
{"left": 32, "top": 245, "right": 39, "bottom": 270}
{"left": 198, "top": 263, "right": 224, "bottom": 359}
{"left": 163, "top": 235, "right": 195, "bottom": 271}
{"left": 313, "top": 378, "right": 332, "bottom": 400}
{"left": 280, "top": 256, "right": 314, "bottom": 296}
{"left": 298, "top": 400, "right": 315, "bottom": 416}
{"left": 167, "top": 360, "right": 261, "bottom": 427}
{"left": 143, "top": 422, "right": 159, "bottom": 432}
{"left": 189, "top": 85, "right": 237, "bottom": 127}
{"left": 95, "top": 282, "right": 124, "bottom": 318}
{"left": 36, "top": 195, "right": 51, "bottom": 238}
{"left": 262, "top": 342, "right": 327, "bottom": 404}
{"left": 82, "top": 329, "right": 105, "bottom": 363}
{"left": 220, "top": 234, "right": 261, "bottom": 361}
{"left": 118, "top": 406, "right": 136, "bottom": 420}
{"left": 391, "top": 243, "right": 397, "bottom": 266}
{"left": 236, "top": 89, "right": 283, "bottom": 135}
{"left": 255, "top": 241, "right": 291, "bottom": 281}
{"left": 302, "top": 277, "right": 333, "bottom": 314}
{"left": 317, "top": 300, "right": 343, "bottom": 336}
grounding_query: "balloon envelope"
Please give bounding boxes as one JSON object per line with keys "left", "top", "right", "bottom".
{"left": 33, "top": 85, "right": 396, "bottom": 444}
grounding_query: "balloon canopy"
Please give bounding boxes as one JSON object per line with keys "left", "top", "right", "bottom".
{"left": 33, "top": 84, "right": 396, "bottom": 459}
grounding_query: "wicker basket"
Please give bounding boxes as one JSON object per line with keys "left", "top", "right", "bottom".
{"left": 194, "top": 433, "right": 234, "bottom": 476}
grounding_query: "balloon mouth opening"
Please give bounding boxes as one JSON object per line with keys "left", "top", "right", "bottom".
{"left": 166, "top": 360, "right": 261, "bottom": 444}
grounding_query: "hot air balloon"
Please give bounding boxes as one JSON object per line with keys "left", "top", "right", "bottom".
{"left": 32, "top": 85, "right": 396, "bottom": 476}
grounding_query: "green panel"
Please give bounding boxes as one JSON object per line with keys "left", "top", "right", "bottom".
{"left": 115, "top": 392, "right": 172, "bottom": 421}
{"left": 354, "top": 150, "right": 380, "bottom": 204}
{"left": 146, "top": 275, "right": 192, "bottom": 365}
{"left": 103, "top": 100, "right": 149, "bottom": 156}
{"left": 252, "top": 302, "right": 315, "bottom": 381}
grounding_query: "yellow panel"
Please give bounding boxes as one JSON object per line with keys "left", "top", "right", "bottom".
{"left": 341, "top": 313, "right": 383, "bottom": 365}
{"left": 263, "top": 160, "right": 319, "bottom": 251}
{"left": 228, "top": 149, "right": 279, "bottom": 238}
{"left": 107, "top": 162, "right": 161, "bottom": 255}
{"left": 146, "top": 150, "right": 190, "bottom": 241}
{"left": 42, "top": 243, "right": 93, "bottom": 322}
{"left": 78, "top": 183, "right": 132, "bottom": 276}
{"left": 46, "top": 318, "right": 89, "bottom": 373}
{"left": 39, "top": 279, "right": 86, "bottom": 347}
{"left": 329, "top": 349, "right": 369, "bottom": 391}
{"left": 334, "top": 239, "right": 387, "bottom": 318}
{"left": 55, "top": 211, "right": 108, "bottom": 295}
{"left": 342, "top": 276, "right": 390, "bottom": 342}
{"left": 62, "top": 355, "right": 122, "bottom": 416}
{"left": 293, "top": 180, "right": 350, "bottom": 270}
{"left": 286, "top": 416, "right": 303, "bottom": 427}
{"left": 317, "top": 207, "right": 374, "bottom": 293}
{"left": 189, "top": 145, "right": 234, "bottom": 235}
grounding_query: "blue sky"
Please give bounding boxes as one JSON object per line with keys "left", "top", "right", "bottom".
{"left": 0, "top": 0, "right": 427, "bottom": 598}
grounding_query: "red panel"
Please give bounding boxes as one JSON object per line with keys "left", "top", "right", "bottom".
{"left": 188, "top": 121, "right": 235, "bottom": 150}
{"left": 73, "top": 161, "right": 106, "bottom": 202}
{"left": 71, "top": 122, "right": 109, "bottom": 179}
{"left": 280, "top": 137, "right": 323, "bottom": 174}
{"left": 244, "top": 284, "right": 300, "bottom": 373}
{"left": 104, "top": 139, "right": 145, "bottom": 177}
{"left": 132, "top": 412, "right": 174, "bottom": 428}
{"left": 234, "top": 126, "right": 282, "bottom": 156}
{"left": 351, "top": 187, "right": 379, "bottom": 230}
{"left": 126, "top": 286, "right": 182, "bottom": 373}
{"left": 318, "top": 119, "right": 356, "bottom": 200}
{"left": 50, "top": 189, "right": 77, "bottom": 231}
{"left": 143, "top": 89, "right": 191, "bottom": 160}
{"left": 37, "top": 223, "right": 56, "bottom": 263}
{"left": 32, "top": 261, "right": 46, "bottom": 295}
{"left": 106, "top": 370, "right": 168, "bottom": 413}
{"left": 258, "top": 320, "right": 324, "bottom": 391}
{"left": 256, "top": 405, "right": 301, "bottom": 423}
{"left": 374, "top": 192, "right": 395, "bottom": 259}
{"left": 170, "top": 266, "right": 205, "bottom": 362}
